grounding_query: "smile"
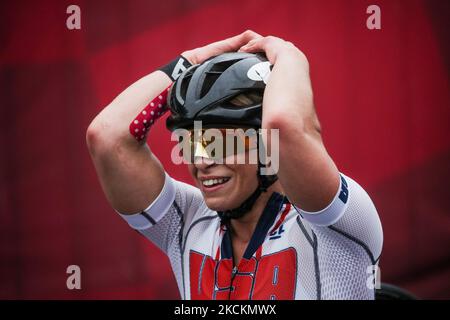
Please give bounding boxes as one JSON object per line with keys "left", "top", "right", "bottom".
{"left": 201, "top": 177, "right": 230, "bottom": 187}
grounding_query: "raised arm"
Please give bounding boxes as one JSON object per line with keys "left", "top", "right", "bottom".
{"left": 240, "top": 36, "right": 340, "bottom": 212}
{"left": 86, "top": 71, "right": 171, "bottom": 214}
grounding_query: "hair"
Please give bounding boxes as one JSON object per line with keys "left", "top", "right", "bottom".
{"left": 229, "top": 92, "right": 263, "bottom": 107}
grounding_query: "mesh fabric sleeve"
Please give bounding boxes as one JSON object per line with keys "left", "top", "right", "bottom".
{"left": 293, "top": 173, "right": 383, "bottom": 299}
{"left": 116, "top": 173, "right": 205, "bottom": 296}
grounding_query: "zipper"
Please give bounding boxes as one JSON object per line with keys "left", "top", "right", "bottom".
{"left": 228, "top": 266, "right": 238, "bottom": 300}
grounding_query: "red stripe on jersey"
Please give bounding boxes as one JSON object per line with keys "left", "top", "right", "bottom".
{"left": 270, "top": 202, "right": 291, "bottom": 234}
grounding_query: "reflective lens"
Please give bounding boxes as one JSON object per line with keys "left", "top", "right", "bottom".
{"left": 178, "top": 128, "right": 258, "bottom": 162}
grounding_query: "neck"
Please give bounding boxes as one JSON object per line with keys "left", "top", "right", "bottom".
{"left": 229, "top": 181, "right": 284, "bottom": 243}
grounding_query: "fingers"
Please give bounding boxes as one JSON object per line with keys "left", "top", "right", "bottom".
{"left": 238, "top": 38, "right": 261, "bottom": 52}
{"left": 238, "top": 37, "right": 273, "bottom": 56}
{"left": 185, "top": 30, "right": 264, "bottom": 65}
{"left": 240, "top": 36, "right": 285, "bottom": 51}
{"left": 238, "top": 36, "right": 297, "bottom": 64}
{"left": 239, "top": 30, "right": 263, "bottom": 43}
{"left": 212, "top": 30, "right": 263, "bottom": 52}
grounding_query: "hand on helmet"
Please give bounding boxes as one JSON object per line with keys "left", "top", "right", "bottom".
{"left": 238, "top": 35, "right": 308, "bottom": 67}
{"left": 182, "top": 30, "right": 263, "bottom": 65}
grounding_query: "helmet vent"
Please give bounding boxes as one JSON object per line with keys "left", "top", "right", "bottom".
{"left": 200, "top": 71, "right": 221, "bottom": 99}
{"left": 210, "top": 59, "right": 242, "bottom": 72}
{"left": 180, "top": 70, "right": 194, "bottom": 100}
{"left": 200, "top": 59, "right": 243, "bottom": 98}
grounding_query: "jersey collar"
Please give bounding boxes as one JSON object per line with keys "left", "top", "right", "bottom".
{"left": 220, "top": 192, "right": 286, "bottom": 261}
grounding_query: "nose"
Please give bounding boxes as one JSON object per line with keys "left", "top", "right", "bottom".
{"left": 193, "top": 156, "right": 216, "bottom": 170}
{"left": 192, "top": 139, "right": 216, "bottom": 169}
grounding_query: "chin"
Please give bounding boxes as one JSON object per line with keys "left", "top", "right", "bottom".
{"left": 204, "top": 197, "right": 226, "bottom": 211}
{"left": 204, "top": 196, "right": 235, "bottom": 212}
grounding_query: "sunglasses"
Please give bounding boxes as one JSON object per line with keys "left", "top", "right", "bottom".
{"left": 177, "top": 128, "right": 258, "bottom": 163}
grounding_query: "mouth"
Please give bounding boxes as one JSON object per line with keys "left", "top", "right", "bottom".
{"left": 198, "top": 176, "right": 231, "bottom": 192}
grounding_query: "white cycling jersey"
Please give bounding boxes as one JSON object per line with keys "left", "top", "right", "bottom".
{"left": 118, "top": 173, "right": 383, "bottom": 300}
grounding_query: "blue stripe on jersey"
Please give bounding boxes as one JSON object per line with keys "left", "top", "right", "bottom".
{"left": 220, "top": 192, "right": 286, "bottom": 261}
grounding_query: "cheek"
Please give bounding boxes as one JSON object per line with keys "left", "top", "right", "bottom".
{"left": 232, "top": 164, "right": 258, "bottom": 186}
{"left": 187, "top": 164, "right": 196, "bottom": 177}
{"left": 223, "top": 150, "right": 258, "bottom": 165}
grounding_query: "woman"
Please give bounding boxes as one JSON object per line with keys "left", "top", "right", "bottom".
{"left": 86, "top": 30, "right": 383, "bottom": 300}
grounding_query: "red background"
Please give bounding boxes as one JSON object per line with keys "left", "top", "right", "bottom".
{"left": 1, "top": 0, "right": 449, "bottom": 299}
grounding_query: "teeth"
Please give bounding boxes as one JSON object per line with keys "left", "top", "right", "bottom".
{"left": 202, "top": 178, "right": 229, "bottom": 187}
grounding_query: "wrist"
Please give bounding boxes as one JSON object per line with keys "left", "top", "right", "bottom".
{"left": 129, "top": 84, "right": 172, "bottom": 142}
{"left": 158, "top": 55, "right": 192, "bottom": 81}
